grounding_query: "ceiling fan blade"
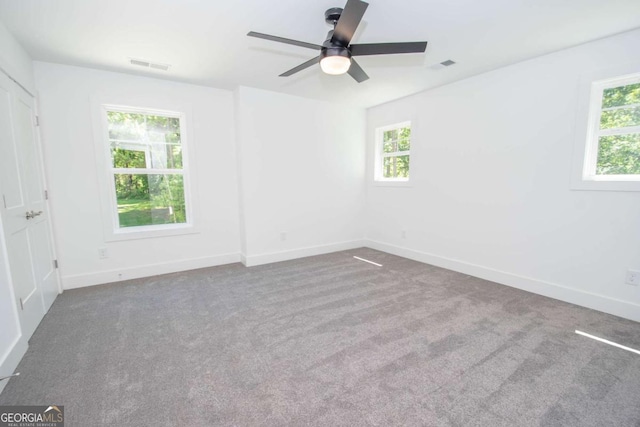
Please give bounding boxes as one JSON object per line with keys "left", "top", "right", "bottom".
{"left": 331, "top": 0, "right": 369, "bottom": 46}
{"left": 350, "top": 41, "right": 428, "bottom": 56}
{"left": 280, "top": 56, "right": 320, "bottom": 77}
{"left": 347, "top": 58, "right": 369, "bottom": 83}
{"left": 247, "top": 31, "right": 322, "bottom": 51}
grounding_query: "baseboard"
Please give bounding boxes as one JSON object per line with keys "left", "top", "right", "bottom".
{"left": 242, "top": 240, "right": 365, "bottom": 267}
{"left": 0, "top": 335, "right": 27, "bottom": 395}
{"left": 365, "top": 239, "right": 640, "bottom": 323}
{"left": 62, "top": 252, "right": 241, "bottom": 290}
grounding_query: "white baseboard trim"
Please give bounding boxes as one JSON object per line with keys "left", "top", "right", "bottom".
{"left": 0, "top": 335, "right": 27, "bottom": 395}
{"left": 365, "top": 239, "right": 640, "bottom": 323}
{"left": 62, "top": 252, "right": 241, "bottom": 290}
{"left": 242, "top": 240, "right": 365, "bottom": 267}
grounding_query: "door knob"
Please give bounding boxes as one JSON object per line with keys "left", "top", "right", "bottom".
{"left": 25, "top": 210, "right": 43, "bottom": 220}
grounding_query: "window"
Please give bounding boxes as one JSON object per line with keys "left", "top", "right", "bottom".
{"left": 375, "top": 121, "right": 411, "bottom": 182}
{"left": 582, "top": 73, "right": 640, "bottom": 182}
{"left": 104, "top": 106, "right": 191, "bottom": 231}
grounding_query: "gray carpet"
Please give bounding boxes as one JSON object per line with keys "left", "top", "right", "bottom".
{"left": 1, "top": 248, "right": 639, "bottom": 426}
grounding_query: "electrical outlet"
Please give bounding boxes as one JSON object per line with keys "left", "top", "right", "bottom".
{"left": 625, "top": 270, "right": 640, "bottom": 286}
{"left": 98, "top": 248, "right": 109, "bottom": 259}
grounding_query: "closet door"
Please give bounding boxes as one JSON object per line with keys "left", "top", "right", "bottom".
{"left": 0, "top": 72, "right": 59, "bottom": 340}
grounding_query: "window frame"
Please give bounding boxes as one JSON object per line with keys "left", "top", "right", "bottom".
{"left": 95, "top": 103, "right": 198, "bottom": 241}
{"left": 584, "top": 74, "right": 640, "bottom": 180}
{"left": 374, "top": 121, "right": 412, "bottom": 185}
{"left": 571, "top": 64, "right": 640, "bottom": 192}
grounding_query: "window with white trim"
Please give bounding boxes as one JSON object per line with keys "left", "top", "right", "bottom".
{"left": 583, "top": 73, "right": 640, "bottom": 181}
{"left": 104, "top": 106, "right": 191, "bottom": 230}
{"left": 375, "top": 121, "right": 411, "bottom": 182}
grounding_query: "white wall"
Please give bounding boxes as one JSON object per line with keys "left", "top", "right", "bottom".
{"left": 34, "top": 63, "right": 241, "bottom": 288}
{"left": 235, "top": 87, "right": 366, "bottom": 265}
{"left": 0, "top": 20, "right": 34, "bottom": 93}
{"left": 0, "top": 19, "right": 31, "bottom": 393}
{"left": 366, "top": 29, "right": 640, "bottom": 322}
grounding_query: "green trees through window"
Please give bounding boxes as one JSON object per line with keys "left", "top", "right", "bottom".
{"left": 378, "top": 124, "right": 411, "bottom": 180}
{"left": 596, "top": 81, "right": 640, "bottom": 175}
{"left": 107, "top": 110, "right": 188, "bottom": 228}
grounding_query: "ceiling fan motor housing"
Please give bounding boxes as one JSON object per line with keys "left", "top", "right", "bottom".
{"left": 320, "top": 45, "right": 351, "bottom": 62}
{"left": 322, "top": 29, "right": 351, "bottom": 60}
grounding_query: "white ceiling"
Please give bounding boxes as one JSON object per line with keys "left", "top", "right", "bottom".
{"left": 1, "top": 0, "right": 639, "bottom": 107}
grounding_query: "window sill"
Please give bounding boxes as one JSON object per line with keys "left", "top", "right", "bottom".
{"left": 570, "top": 177, "right": 640, "bottom": 192}
{"left": 373, "top": 180, "right": 412, "bottom": 188}
{"left": 105, "top": 223, "right": 199, "bottom": 242}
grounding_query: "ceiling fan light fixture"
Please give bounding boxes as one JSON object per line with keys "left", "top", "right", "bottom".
{"left": 320, "top": 55, "right": 351, "bottom": 75}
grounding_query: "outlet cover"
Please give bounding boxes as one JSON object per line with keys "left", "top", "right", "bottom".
{"left": 625, "top": 270, "right": 640, "bottom": 286}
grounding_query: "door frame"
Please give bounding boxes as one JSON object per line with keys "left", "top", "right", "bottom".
{"left": 32, "top": 96, "right": 62, "bottom": 296}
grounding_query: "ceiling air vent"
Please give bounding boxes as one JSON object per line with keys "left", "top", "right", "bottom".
{"left": 429, "top": 60, "right": 456, "bottom": 70}
{"left": 149, "top": 63, "right": 170, "bottom": 71}
{"left": 129, "top": 58, "right": 171, "bottom": 71}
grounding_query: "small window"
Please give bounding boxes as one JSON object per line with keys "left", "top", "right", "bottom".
{"left": 375, "top": 121, "right": 411, "bottom": 182}
{"left": 104, "top": 107, "right": 191, "bottom": 231}
{"left": 583, "top": 74, "right": 640, "bottom": 181}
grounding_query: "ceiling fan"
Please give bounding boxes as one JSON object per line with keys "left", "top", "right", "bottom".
{"left": 247, "top": 0, "right": 428, "bottom": 83}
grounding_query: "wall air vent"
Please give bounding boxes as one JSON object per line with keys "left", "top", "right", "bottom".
{"left": 129, "top": 58, "right": 171, "bottom": 71}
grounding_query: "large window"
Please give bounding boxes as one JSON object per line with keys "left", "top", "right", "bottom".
{"left": 375, "top": 121, "right": 411, "bottom": 182}
{"left": 583, "top": 73, "right": 640, "bottom": 181}
{"left": 104, "top": 106, "right": 190, "bottom": 230}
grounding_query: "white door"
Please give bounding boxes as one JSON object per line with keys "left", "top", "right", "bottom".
{"left": 0, "top": 72, "right": 59, "bottom": 340}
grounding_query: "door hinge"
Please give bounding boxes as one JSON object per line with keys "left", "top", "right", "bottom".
{"left": 53, "top": 259, "right": 58, "bottom": 269}
{"left": 19, "top": 298, "right": 23, "bottom": 310}
{"left": 35, "top": 116, "right": 40, "bottom": 126}
{"left": 44, "top": 190, "right": 49, "bottom": 200}
{"left": 2, "top": 194, "right": 6, "bottom": 209}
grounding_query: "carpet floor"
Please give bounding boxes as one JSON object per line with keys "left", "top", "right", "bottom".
{"left": 1, "top": 248, "right": 639, "bottom": 426}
